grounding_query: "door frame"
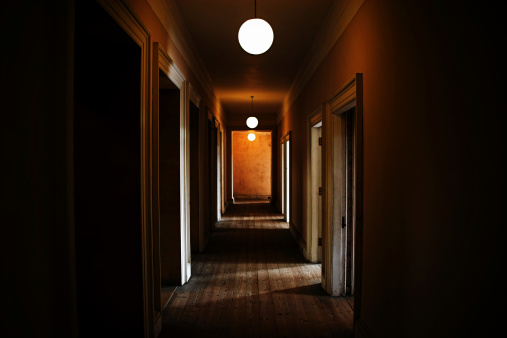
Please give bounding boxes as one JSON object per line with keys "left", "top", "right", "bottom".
{"left": 215, "top": 119, "right": 222, "bottom": 222}
{"left": 306, "top": 106, "right": 323, "bottom": 263}
{"left": 156, "top": 43, "right": 191, "bottom": 286}
{"left": 322, "top": 74, "right": 363, "bottom": 316}
{"left": 188, "top": 83, "right": 205, "bottom": 254}
{"left": 280, "top": 131, "right": 292, "bottom": 223}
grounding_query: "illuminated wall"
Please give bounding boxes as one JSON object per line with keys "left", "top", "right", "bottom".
{"left": 232, "top": 131, "right": 272, "bottom": 199}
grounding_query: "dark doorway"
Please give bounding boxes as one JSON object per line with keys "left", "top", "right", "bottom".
{"left": 74, "top": 1, "right": 142, "bottom": 335}
{"left": 206, "top": 116, "right": 213, "bottom": 235}
{"left": 189, "top": 100, "right": 200, "bottom": 253}
{"left": 211, "top": 119, "right": 218, "bottom": 229}
{"left": 158, "top": 70, "right": 181, "bottom": 287}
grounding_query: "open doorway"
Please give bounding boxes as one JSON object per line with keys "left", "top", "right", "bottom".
{"left": 152, "top": 44, "right": 192, "bottom": 329}
{"left": 280, "top": 132, "right": 291, "bottom": 222}
{"left": 329, "top": 106, "right": 355, "bottom": 295}
{"left": 321, "top": 75, "right": 363, "bottom": 318}
{"left": 216, "top": 125, "right": 222, "bottom": 220}
{"left": 189, "top": 90, "right": 200, "bottom": 254}
{"left": 158, "top": 69, "right": 182, "bottom": 304}
{"left": 232, "top": 131, "right": 272, "bottom": 203}
{"left": 207, "top": 114, "right": 217, "bottom": 230}
{"left": 73, "top": 1, "right": 146, "bottom": 335}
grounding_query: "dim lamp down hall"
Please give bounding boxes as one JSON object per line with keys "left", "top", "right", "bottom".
{"left": 246, "top": 96, "right": 258, "bottom": 129}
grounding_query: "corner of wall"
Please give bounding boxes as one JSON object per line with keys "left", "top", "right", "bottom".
{"left": 288, "top": 222, "right": 308, "bottom": 260}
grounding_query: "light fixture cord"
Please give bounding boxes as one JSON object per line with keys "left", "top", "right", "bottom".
{"left": 251, "top": 96, "right": 254, "bottom": 113}
{"left": 254, "top": 0, "right": 256, "bottom": 18}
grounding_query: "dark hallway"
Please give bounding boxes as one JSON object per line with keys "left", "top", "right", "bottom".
{"left": 160, "top": 202, "right": 354, "bottom": 338}
{"left": 2, "top": 1, "right": 506, "bottom": 337}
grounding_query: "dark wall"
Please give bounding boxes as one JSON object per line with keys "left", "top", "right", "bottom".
{"left": 279, "top": 0, "right": 506, "bottom": 337}
{"left": 0, "top": 1, "right": 76, "bottom": 337}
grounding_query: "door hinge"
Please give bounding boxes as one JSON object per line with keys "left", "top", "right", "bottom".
{"left": 342, "top": 216, "right": 346, "bottom": 228}
{"left": 318, "top": 137, "right": 322, "bottom": 145}
{"left": 318, "top": 237, "right": 322, "bottom": 246}
{"left": 318, "top": 187, "right": 323, "bottom": 196}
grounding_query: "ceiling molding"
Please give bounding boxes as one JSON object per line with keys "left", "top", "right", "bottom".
{"left": 189, "top": 83, "right": 201, "bottom": 108}
{"left": 277, "top": 0, "right": 364, "bottom": 123}
{"left": 147, "top": 0, "right": 226, "bottom": 123}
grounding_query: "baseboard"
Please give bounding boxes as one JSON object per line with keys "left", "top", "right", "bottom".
{"left": 355, "top": 317, "right": 376, "bottom": 338}
{"left": 234, "top": 195, "right": 271, "bottom": 200}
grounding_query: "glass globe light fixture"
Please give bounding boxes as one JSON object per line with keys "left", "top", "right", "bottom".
{"left": 238, "top": 18, "right": 273, "bottom": 55}
{"left": 248, "top": 133, "right": 256, "bottom": 141}
{"left": 246, "top": 116, "right": 258, "bottom": 129}
{"left": 238, "top": 0, "right": 273, "bottom": 55}
{"left": 246, "top": 96, "right": 258, "bottom": 129}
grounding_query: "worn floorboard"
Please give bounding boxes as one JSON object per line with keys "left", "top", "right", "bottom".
{"left": 160, "top": 202, "right": 354, "bottom": 338}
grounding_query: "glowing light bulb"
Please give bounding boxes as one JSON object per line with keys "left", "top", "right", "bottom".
{"left": 246, "top": 116, "right": 258, "bottom": 128}
{"left": 238, "top": 18, "right": 274, "bottom": 55}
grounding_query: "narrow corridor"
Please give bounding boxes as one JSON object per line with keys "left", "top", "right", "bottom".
{"left": 160, "top": 202, "right": 354, "bottom": 338}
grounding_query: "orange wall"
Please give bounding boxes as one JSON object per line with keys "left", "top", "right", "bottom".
{"left": 232, "top": 131, "right": 272, "bottom": 198}
{"left": 279, "top": 0, "right": 505, "bottom": 337}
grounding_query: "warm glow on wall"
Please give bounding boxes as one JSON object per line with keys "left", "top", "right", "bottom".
{"left": 248, "top": 133, "right": 256, "bottom": 141}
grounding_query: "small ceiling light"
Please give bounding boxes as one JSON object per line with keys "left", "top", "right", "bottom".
{"left": 248, "top": 133, "right": 256, "bottom": 141}
{"left": 246, "top": 96, "right": 259, "bottom": 128}
{"left": 238, "top": 0, "right": 273, "bottom": 55}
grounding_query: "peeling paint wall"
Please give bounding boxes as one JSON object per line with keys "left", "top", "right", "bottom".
{"left": 232, "top": 131, "right": 272, "bottom": 199}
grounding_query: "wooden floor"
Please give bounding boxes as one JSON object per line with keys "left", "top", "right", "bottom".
{"left": 160, "top": 202, "right": 354, "bottom": 338}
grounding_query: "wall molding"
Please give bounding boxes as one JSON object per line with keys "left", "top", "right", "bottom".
{"left": 328, "top": 76, "right": 358, "bottom": 114}
{"left": 189, "top": 82, "right": 201, "bottom": 107}
{"left": 277, "top": 0, "right": 364, "bottom": 123}
{"left": 158, "top": 45, "right": 185, "bottom": 89}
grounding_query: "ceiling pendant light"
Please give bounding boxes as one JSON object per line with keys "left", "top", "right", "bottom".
{"left": 246, "top": 96, "right": 258, "bottom": 128}
{"left": 238, "top": 0, "right": 274, "bottom": 55}
{"left": 248, "top": 133, "right": 256, "bottom": 141}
